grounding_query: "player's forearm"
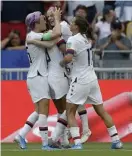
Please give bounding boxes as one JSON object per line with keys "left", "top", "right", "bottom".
{"left": 59, "top": 44, "right": 66, "bottom": 53}
{"left": 52, "top": 19, "right": 61, "bottom": 39}
{"left": 1, "top": 37, "right": 10, "bottom": 49}
{"left": 60, "top": 55, "right": 72, "bottom": 67}
{"left": 33, "top": 40, "right": 56, "bottom": 48}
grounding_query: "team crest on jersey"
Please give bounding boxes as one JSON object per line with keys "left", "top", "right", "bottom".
{"left": 67, "top": 42, "right": 72, "bottom": 48}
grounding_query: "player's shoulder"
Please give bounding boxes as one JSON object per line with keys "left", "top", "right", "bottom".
{"left": 60, "top": 21, "right": 69, "bottom": 27}
{"left": 27, "top": 31, "right": 43, "bottom": 40}
{"left": 67, "top": 36, "right": 75, "bottom": 43}
{"left": 68, "top": 33, "right": 82, "bottom": 42}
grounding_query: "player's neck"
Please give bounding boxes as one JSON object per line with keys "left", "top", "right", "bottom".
{"left": 72, "top": 30, "right": 79, "bottom": 36}
{"left": 33, "top": 28, "right": 45, "bottom": 33}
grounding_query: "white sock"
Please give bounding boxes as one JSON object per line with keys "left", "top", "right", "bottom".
{"left": 70, "top": 127, "right": 81, "bottom": 145}
{"left": 38, "top": 114, "right": 48, "bottom": 146}
{"left": 51, "top": 113, "right": 62, "bottom": 138}
{"left": 107, "top": 126, "right": 120, "bottom": 142}
{"left": 78, "top": 110, "right": 90, "bottom": 134}
{"left": 19, "top": 111, "right": 38, "bottom": 138}
{"left": 52, "top": 111, "right": 67, "bottom": 142}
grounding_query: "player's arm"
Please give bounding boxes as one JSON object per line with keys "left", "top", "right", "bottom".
{"left": 56, "top": 38, "right": 66, "bottom": 53}
{"left": 60, "top": 38, "right": 75, "bottom": 67}
{"left": 60, "top": 52, "right": 74, "bottom": 67}
{"left": 27, "top": 39, "right": 57, "bottom": 48}
{"left": 42, "top": 8, "right": 62, "bottom": 41}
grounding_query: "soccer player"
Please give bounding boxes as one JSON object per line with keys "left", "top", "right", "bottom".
{"left": 46, "top": 7, "right": 91, "bottom": 144}
{"left": 29, "top": 35, "right": 70, "bottom": 147}
{"left": 14, "top": 8, "right": 62, "bottom": 150}
{"left": 59, "top": 16, "right": 123, "bottom": 149}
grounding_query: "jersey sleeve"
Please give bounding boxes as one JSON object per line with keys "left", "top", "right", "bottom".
{"left": 61, "top": 22, "right": 72, "bottom": 41}
{"left": 31, "top": 33, "right": 43, "bottom": 40}
{"left": 66, "top": 37, "right": 76, "bottom": 55}
{"left": 56, "top": 36, "right": 66, "bottom": 47}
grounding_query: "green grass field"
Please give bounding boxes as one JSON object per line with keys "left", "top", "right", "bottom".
{"left": 1, "top": 143, "right": 132, "bottom": 156}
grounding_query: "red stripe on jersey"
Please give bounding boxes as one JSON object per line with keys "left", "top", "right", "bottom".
{"left": 56, "top": 39, "right": 66, "bottom": 47}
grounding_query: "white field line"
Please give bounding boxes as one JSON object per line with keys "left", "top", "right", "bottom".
{"left": 1, "top": 149, "right": 132, "bottom": 152}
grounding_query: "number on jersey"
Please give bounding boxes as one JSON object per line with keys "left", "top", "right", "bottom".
{"left": 87, "top": 48, "right": 92, "bottom": 66}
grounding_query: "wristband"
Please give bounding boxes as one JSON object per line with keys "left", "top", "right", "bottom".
{"left": 41, "top": 32, "right": 51, "bottom": 41}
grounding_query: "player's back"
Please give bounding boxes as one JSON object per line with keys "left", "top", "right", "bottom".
{"left": 67, "top": 33, "right": 97, "bottom": 84}
{"left": 26, "top": 31, "right": 48, "bottom": 78}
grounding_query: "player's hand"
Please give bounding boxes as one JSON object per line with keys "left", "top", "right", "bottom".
{"left": 53, "top": 7, "right": 62, "bottom": 21}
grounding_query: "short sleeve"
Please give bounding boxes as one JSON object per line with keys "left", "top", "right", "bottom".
{"left": 30, "top": 32, "right": 43, "bottom": 40}
{"left": 66, "top": 37, "right": 76, "bottom": 55}
{"left": 61, "top": 22, "right": 72, "bottom": 41}
{"left": 56, "top": 36, "right": 66, "bottom": 47}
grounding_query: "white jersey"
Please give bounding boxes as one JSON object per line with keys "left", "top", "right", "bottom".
{"left": 26, "top": 31, "right": 48, "bottom": 78}
{"left": 60, "top": 21, "right": 72, "bottom": 42}
{"left": 60, "top": 21, "right": 73, "bottom": 77}
{"left": 47, "top": 38, "right": 66, "bottom": 77}
{"left": 66, "top": 33, "right": 97, "bottom": 84}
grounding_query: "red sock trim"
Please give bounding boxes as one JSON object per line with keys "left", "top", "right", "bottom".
{"left": 58, "top": 118, "right": 67, "bottom": 127}
{"left": 26, "top": 121, "right": 34, "bottom": 128}
{"left": 78, "top": 110, "right": 87, "bottom": 116}
{"left": 39, "top": 127, "right": 48, "bottom": 131}
{"left": 73, "top": 136, "right": 80, "bottom": 140}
